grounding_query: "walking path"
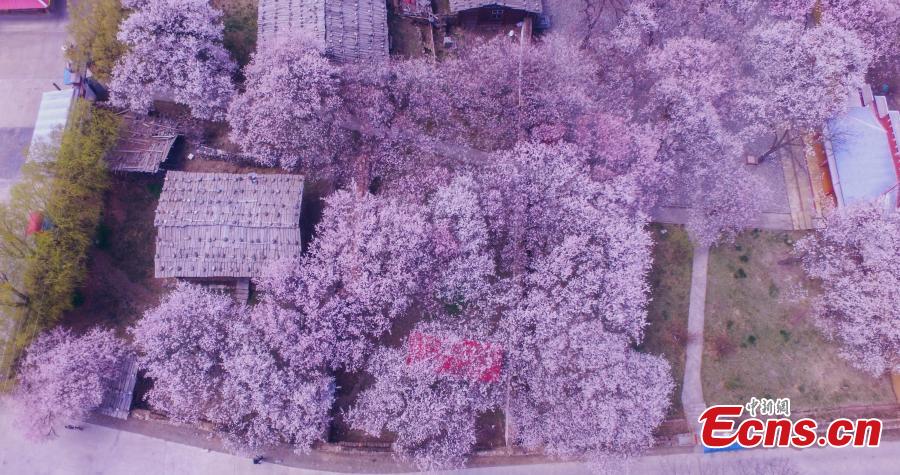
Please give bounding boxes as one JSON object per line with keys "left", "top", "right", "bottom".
{"left": 780, "top": 140, "right": 818, "bottom": 230}
{"left": 682, "top": 244, "right": 710, "bottom": 442}
{"left": 651, "top": 206, "right": 794, "bottom": 231}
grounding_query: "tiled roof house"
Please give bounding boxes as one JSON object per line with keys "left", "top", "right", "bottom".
{"left": 154, "top": 172, "right": 304, "bottom": 280}
{"left": 257, "top": 0, "right": 389, "bottom": 62}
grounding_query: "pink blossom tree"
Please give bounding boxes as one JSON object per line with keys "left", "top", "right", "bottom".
{"left": 474, "top": 143, "right": 674, "bottom": 463}
{"left": 506, "top": 218, "right": 671, "bottom": 460}
{"left": 338, "top": 62, "right": 419, "bottom": 185}
{"left": 794, "top": 204, "right": 900, "bottom": 376}
{"left": 771, "top": 0, "right": 899, "bottom": 73}
{"left": 260, "top": 189, "right": 433, "bottom": 370}
{"left": 480, "top": 142, "right": 650, "bottom": 280}
{"left": 590, "top": 1, "right": 659, "bottom": 106}
{"left": 508, "top": 328, "right": 673, "bottom": 464}
{"left": 348, "top": 325, "right": 504, "bottom": 470}
{"left": 227, "top": 39, "right": 348, "bottom": 172}
{"left": 213, "top": 303, "right": 334, "bottom": 454}
{"left": 426, "top": 176, "right": 496, "bottom": 319}
{"left": 109, "top": 0, "right": 236, "bottom": 121}
{"left": 573, "top": 112, "right": 660, "bottom": 186}
{"left": 130, "top": 282, "right": 237, "bottom": 423}
{"left": 740, "top": 20, "right": 870, "bottom": 160}
{"left": 644, "top": 37, "right": 765, "bottom": 245}
{"left": 481, "top": 144, "right": 655, "bottom": 345}
{"left": 386, "top": 35, "right": 604, "bottom": 153}
{"left": 646, "top": 37, "right": 735, "bottom": 113}
{"left": 9, "top": 328, "right": 128, "bottom": 441}
{"left": 132, "top": 283, "right": 334, "bottom": 453}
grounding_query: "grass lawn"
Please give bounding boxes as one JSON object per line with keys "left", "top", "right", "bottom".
{"left": 702, "top": 229, "right": 895, "bottom": 410}
{"left": 62, "top": 173, "right": 167, "bottom": 336}
{"left": 640, "top": 224, "right": 693, "bottom": 419}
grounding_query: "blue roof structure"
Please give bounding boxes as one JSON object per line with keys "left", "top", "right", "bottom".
{"left": 29, "top": 88, "right": 75, "bottom": 153}
{"left": 826, "top": 105, "right": 899, "bottom": 207}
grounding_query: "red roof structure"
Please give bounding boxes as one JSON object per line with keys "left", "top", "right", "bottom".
{"left": 406, "top": 331, "right": 503, "bottom": 383}
{"left": 0, "top": 0, "right": 50, "bottom": 12}
{"left": 25, "top": 212, "right": 43, "bottom": 236}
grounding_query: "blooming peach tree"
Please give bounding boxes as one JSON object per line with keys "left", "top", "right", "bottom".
{"left": 740, "top": 20, "right": 869, "bottom": 160}
{"left": 348, "top": 324, "right": 504, "bottom": 470}
{"left": 227, "top": 40, "right": 347, "bottom": 172}
{"left": 110, "top": 0, "right": 236, "bottom": 120}
{"left": 483, "top": 143, "right": 674, "bottom": 464}
{"left": 131, "top": 283, "right": 334, "bottom": 454}
{"left": 794, "top": 204, "right": 900, "bottom": 376}
{"left": 259, "top": 189, "right": 433, "bottom": 370}
{"left": 10, "top": 328, "right": 128, "bottom": 441}
{"left": 213, "top": 303, "right": 334, "bottom": 454}
{"left": 130, "top": 282, "right": 236, "bottom": 423}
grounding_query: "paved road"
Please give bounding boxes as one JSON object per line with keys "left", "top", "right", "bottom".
{"left": 0, "top": 2, "right": 70, "bottom": 200}
{"left": 2, "top": 404, "right": 900, "bottom": 475}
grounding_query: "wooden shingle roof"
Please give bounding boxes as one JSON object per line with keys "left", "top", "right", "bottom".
{"left": 257, "top": 0, "right": 388, "bottom": 62}
{"left": 154, "top": 172, "right": 304, "bottom": 279}
{"left": 96, "top": 354, "right": 138, "bottom": 420}
{"left": 449, "top": 0, "right": 543, "bottom": 14}
{"left": 107, "top": 112, "right": 178, "bottom": 173}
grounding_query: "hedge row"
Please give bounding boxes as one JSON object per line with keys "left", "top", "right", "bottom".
{"left": 0, "top": 100, "right": 120, "bottom": 380}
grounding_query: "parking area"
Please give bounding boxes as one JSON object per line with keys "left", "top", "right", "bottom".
{"left": 0, "top": 2, "right": 70, "bottom": 199}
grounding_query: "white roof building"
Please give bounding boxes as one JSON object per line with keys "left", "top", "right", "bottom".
{"left": 29, "top": 88, "right": 75, "bottom": 152}
{"left": 823, "top": 85, "right": 900, "bottom": 209}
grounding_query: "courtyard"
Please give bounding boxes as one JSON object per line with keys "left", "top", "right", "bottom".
{"left": 701, "top": 229, "right": 896, "bottom": 410}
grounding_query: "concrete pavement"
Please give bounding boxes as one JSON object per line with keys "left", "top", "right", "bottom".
{"left": 0, "top": 407, "right": 309, "bottom": 475}
{"left": 0, "top": 2, "right": 70, "bottom": 200}
{"left": 682, "top": 245, "right": 709, "bottom": 441}
{"left": 3, "top": 403, "right": 900, "bottom": 475}
{"left": 651, "top": 206, "right": 795, "bottom": 231}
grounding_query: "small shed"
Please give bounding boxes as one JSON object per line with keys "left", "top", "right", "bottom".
{"left": 29, "top": 88, "right": 75, "bottom": 154}
{"left": 96, "top": 354, "right": 138, "bottom": 420}
{"left": 449, "top": 0, "right": 542, "bottom": 22}
{"left": 449, "top": 0, "right": 542, "bottom": 13}
{"left": 106, "top": 112, "right": 178, "bottom": 173}
{"left": 154, "top": 172, "right": 305, "bottom": 286}
{"left": 257, "top": 0, "right": 389, "bottom": 62}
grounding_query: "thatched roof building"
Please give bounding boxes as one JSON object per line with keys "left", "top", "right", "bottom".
{"left": 154, "top": 172, "right": 304, "bottom": 279}
{"left": 449, "top": 0, "right": 543, "bottom": 14}
{"left": 257, "top": 0, "right": 389, "bottom": 62}
{"left": 107, "top": 113, "right": 178, "bottom": 173}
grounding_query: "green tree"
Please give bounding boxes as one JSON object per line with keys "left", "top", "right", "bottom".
{"left": 67, "top": 0, "right": 128, "bottom": 82}
{"left": 0, "top": 140, "right": 57, "bottom": 311}
{"left": 0, "top": 101, "right": 120, "bottom": 380}
{"left": 23, "top": 101, "right": 119, "bottom": 328}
